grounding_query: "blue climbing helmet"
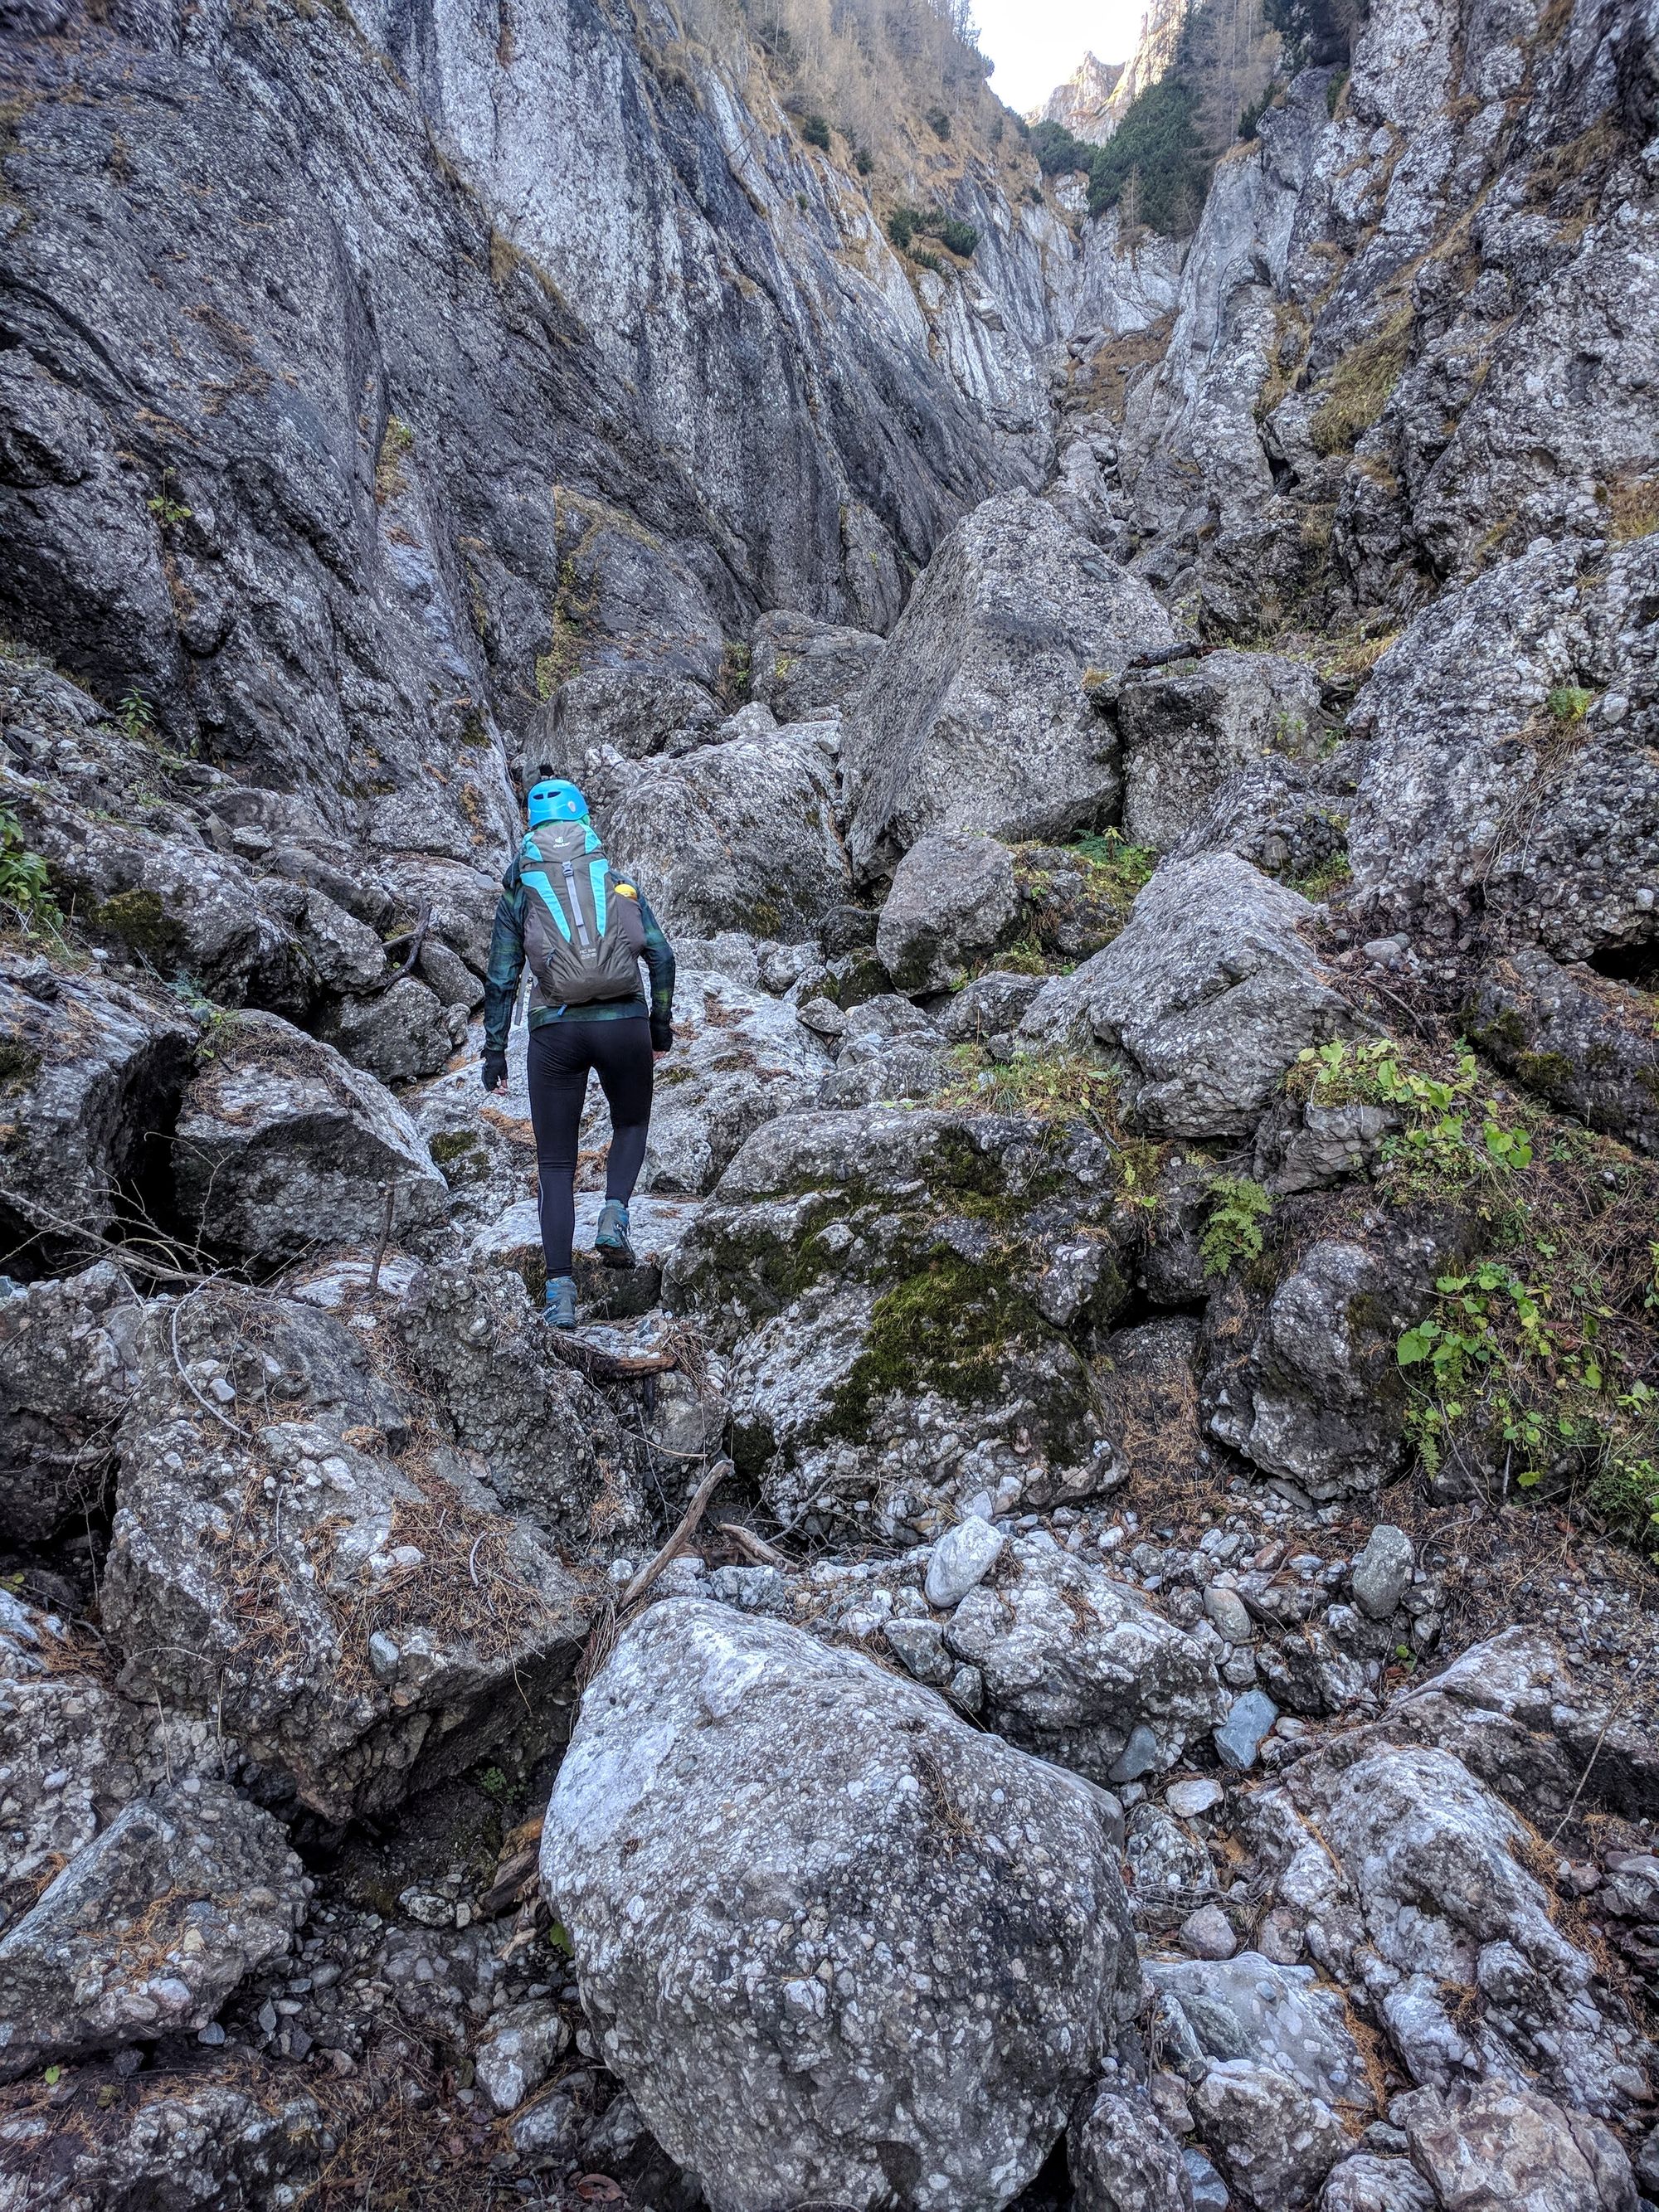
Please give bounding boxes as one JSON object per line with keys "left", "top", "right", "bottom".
{"left": 526, "top": 776, "right": 588, "bottom": 827}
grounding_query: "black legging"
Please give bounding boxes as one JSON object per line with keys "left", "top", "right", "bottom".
{"left": 526, "top": 1018, "right": 654, "bottom": 1278}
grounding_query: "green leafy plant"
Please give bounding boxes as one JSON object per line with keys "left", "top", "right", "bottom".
{"left": 146, "top": 470, "right": 192, "bottom": 530}
{"left": 118, "top": 688, "right": 157, "bottom": 742}
{"left": 1290, "top": 1038, "right": 1534, "bottom": 1187}
{"left": 1200, "top": 1175, "right": 1272, "bottom": 1276}
{"left": 1029, "top": 119, "right": 1092, "bottom": 174}
{"left": 1546, "top": 684, "right": 1595, "bottom": 724}
{"left": 800, "top": 112, "right": 830, "bottom": 149}
{"left": 0, "top": 807, "right": 54, "bottom": 925}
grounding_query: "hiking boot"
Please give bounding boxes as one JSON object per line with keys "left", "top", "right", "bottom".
{"left": 542, "top": 1275, "right": 577, "bottom": 1329}
{"left": 594, "top": 1198, "right": 635, "bottom": 1269}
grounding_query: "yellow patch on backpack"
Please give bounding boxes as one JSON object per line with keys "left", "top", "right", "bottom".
{"left": 614, "top": 882, "right": 639, "bottom": 899}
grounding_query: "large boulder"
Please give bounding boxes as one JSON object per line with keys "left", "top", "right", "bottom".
{"left": 0, "top": 1780, "right": 304, "bottom": 2079}
{"left": 1394, "top": 2081, "right": 1639, "bottom": 2212}
{"left": 320, "top": 973, "right": 461, "bottom": 1087}
{"left": 0, "top": 2073, "right": 323, "bottom": 2210}
{"left": 1112, "top": 649, "right": 1325, "bottom": 852}
{"left": 1462, "top": 946, "right": 1659, "bottom": 1156}
{"left": 171, "top": 1009, "right": 448, "bottom": 1266}
{"left": 1069, "top": 2083, "right": 1197, "bottom": 2212}
{"left": 0, "top": 1262, "right": 143, "bottom": 1542}
{"left": 1345, "top": 538, "right": 1659, "bottom": 966}
{"left": 541, "top": 668, "right": 720, "bottom": 768}
{"left": 393, "top": 1262, "right": 638, "bottom": 1547}
{"left": 581, "top": 720, "right": 852, "bottom": 941}
{"left": 1019, "top": 853, "right": 1354, "bottom": 1137}
{"left": 941, "top": 1538, "right": 1225, "bottom": 1784}
{"left": 1170, "top": 754, "right": 1355, "bottom": 890}
{"left": 1248, "top": 1736, "right": 1648, "bottom": 2119}
{"left": 1200, "top": 1202, "right": 1469, "bottom": 1500}
{"left": 0, "top": 1589, "right": 217, "bottom": 1929}
{"left": 102, "top": 1290, "right": 590, "bottom": 1821}
{"left": 876, "top": 831, "right": 1021, "bottom": 994}
{"left": 843, "top": 492, "right": 1175, "bottom": 877}
{"left": 749, "top": 609, "right": 883, "bottom": 722}
{"left": 1146, "top": 1952, "right": 1374, "bottom": 2111}
{"left": 540, "top": 1597, "right": 1141, "bottom": 2212}
{"left": 664, "top": 1105, "right": 1139, "bottom": 1539}
{"left": 0, "top": 963, "right": 194, "bottom": 1266}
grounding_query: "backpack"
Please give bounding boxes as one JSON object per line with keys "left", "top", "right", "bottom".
{"left": 518, "top": 818, "right": 645, "bottom": 1013}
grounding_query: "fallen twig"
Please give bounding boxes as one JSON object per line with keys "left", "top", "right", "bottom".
{"left": 620, "top": 1459, "right": 732, "bottom": 1610}
{"left": 718, "top": 1522, "right": 790, "bottom": 1569}
{"left": 367, "top": 1180, "right": 398, "bottom": 1294}
{"left": 1545, "top": 1695, "right": 1627, "bottom": 1847}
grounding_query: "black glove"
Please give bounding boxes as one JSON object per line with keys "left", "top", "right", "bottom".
{"left": 480, "top": 1048, "right": 507, "bottom": 1092}
{"left": 649, "top": 1023, "right": 673, "bottom": 1055}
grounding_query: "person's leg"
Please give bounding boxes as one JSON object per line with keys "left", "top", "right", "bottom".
{"left": 525, "top": 1022, "right": 592, "bottom": 1285}
{"left": 589, "top": 1017, "right": 654, "bottom": 1204}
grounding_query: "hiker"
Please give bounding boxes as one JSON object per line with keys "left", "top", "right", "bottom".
{"left": 479, "top": 773, "right": 674, "bottom": 1329}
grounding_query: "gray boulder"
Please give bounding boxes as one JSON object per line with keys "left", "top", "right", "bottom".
{"left": 473, "top": 1999, "right": 571, "bottom": 2116}
{"left": 664, "top": 1106, "right": 1132, "bottom": 1539}
{"left": 1320, "top": 2157, "right": 1436, "bottom": 2212}
{"left": 393, "top": 1262, "right": 633, "bottom": 1546}
{"left": 844, "top": 491, "right": 1174, "bottom": 877}
{"left": 0, "top": 2074, "right": 322, "bottom": 2210}
{"left": 0, "top": 1262, "right": 143, "bottom": 1543}
{"left": 1146, "top": 1952, "right": 1373, "bottom": 2111}
{"left": 172, "top": 1009, "right": 449, "bottom": 1266}
{"left": 0, "top": 965, "right": 194, "bottom": 1262}
{"left": 1193, "top": 2058, "right": 1346, "bottom": 2209}
{"left": 0, "top": 1780, "right": 304, "bottom": 2079}
{"left": 540, "top": 1597, "right": 1141, "bottom": 2212}
{"left": 103, "top": 1291, "right": 590, "bottom": 1821}
{"left": 1019, "top": 854, "right": 1353, "bottom": 1138}
{"left": 1113, "top": 649, "right": 1325, "bottom": 852}
{"left": 943, "top": 1537, "right": 1224, "bottom": 1785}
{"left": 939, "top": 970, "right": 1048, "bottom": 1042}
{"left": 1170, "top": 755, "right": 1354, "bottom": 891}
{"left": 1463, "top": 947, "right": 1659, "bottom": 1157}
{"left": 1201, "top": 1208, "right": 1467, "bottom": 1500}
{"left": 586, "top": 722, "right": 851, "bottom": 940}
{"left": 1395, "top": 2081, "right": 1638, "bottom": 2212}
{"left": 875, "top": 831, "right": 1020, "bottom": 994}
{"left": 750, "top": 608, "right": 883, "bottom": 722}
{"left": 542, "top": 668, "right": 720, "bottom": 768}
{"left": 1248, "top": 1738, "right": 1647, "bottom": 2119}
{"left": 0, "top": 1589, "right": 218, "bottom": 1928}
{"left": 322, "top": 973, "right": 460, "bottom": 1086}
{"left": 1070, "top": 2082, "right": 1197, "bottom": 2212}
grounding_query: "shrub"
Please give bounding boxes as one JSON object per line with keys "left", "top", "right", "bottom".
{"left": 1029, "top": 119, "right": 1092, "bottom": 175}
{"left": 0, "top": 807, "right": 54, "bottom": 926}
{"left": 854, "top": 146, "right": 873, "bottom": 175}
{"left": 933, "top": 215, "right": 978, "bottom": 257}
{"left": 925, "top": 105, "right": 951, "bottom": 139}
{"left": 1238, "top": 85, "right": 1276, "bottom": 139}
{"left": 886, "top": 205, "right": 919, "bottom": 249}
{"left": 1087, "top": 73, "right": 1210, "bottom": 236}
{"left": 801, "top": 112, "right": 830, "bottom": 148}
{"left": 1546, "top": 684, "right": 1595, "bottom": 723}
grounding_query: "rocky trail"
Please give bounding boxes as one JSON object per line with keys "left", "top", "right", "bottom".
{"left": 2, "top": 0, "right": 1659, "bottom": 2200}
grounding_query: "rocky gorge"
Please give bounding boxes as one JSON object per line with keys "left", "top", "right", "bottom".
{"left": 1, "top": 0, "right": 1658, "bottom": 2199}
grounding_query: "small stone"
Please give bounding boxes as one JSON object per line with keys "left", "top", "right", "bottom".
{"left": 197, "top": 2021, "right": 226, "bottom": 2046}
{"left": 1350, "top": 1525, "right": 1414, "bottom": 1621}
{"left": 924, "top": 1514, "right": 1006, "bottom": 1609}
{"left": 1109, "top": 1723, "right": 1165, "bottom": 1783}
{"left": 1204, "top": 1585, "right": 1254, "bottom": 1643}
{"left": 1214, "top": 1689, "right": 1277, "bottom": 1772}
{"left": 1184, "top": 2145, "right": 1230, "bottom": 2211}
{"left": 1180, "top": 1903, "right": 1238, "bottom": 1960}
{"left": 367, "top": 1632, "right": 400, "bottom": 1683}
{"left": 947, "top": 1664, "right": 984, "bottom": 1713}
{"left": 883, "top": 1616, "right": 953, "bottom": 1686}
{"left": 1166, "top": 1777, "right": 1224, "bottom": 1819}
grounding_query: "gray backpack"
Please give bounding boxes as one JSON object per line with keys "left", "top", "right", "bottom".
{"left": 518, "top": 819, "right": 645, "bottom": 1013}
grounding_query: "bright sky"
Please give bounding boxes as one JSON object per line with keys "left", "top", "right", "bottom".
{"left": 971, "top": 0, "right": 1147, "bottom": 112}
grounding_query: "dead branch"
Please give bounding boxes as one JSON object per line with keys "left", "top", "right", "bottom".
{"left": 620, "top": 1458, "right": 732, "bottom": 1610}
{"left": 718, "top": 1522, "right": 790, "bottom": 1568}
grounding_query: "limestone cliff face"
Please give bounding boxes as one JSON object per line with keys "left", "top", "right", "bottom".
{"left": 0, "top": 0, "right": 1108, "bottom": 859}
{"left": 1033, "top": 51, "right": 1125, "bottom": 141}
